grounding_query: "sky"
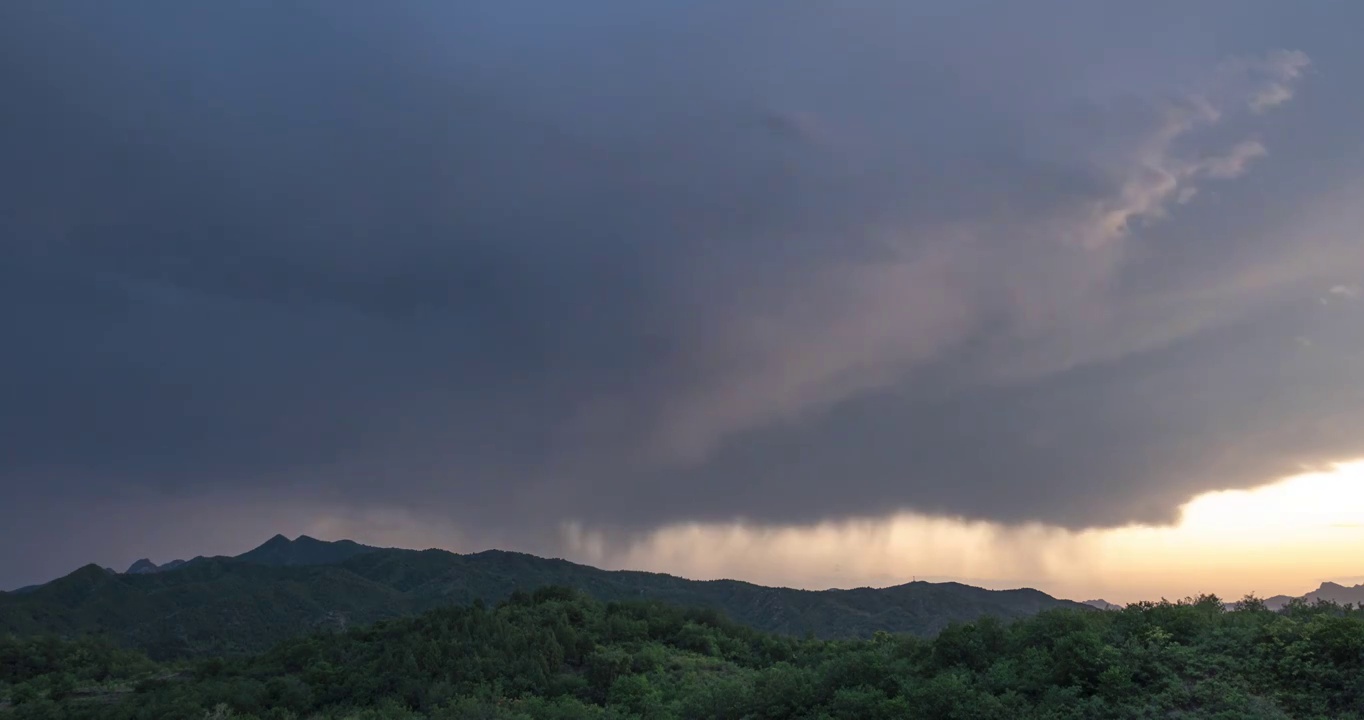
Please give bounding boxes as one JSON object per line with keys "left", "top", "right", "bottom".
{"left": 2, "top": 0, "right": 1363, "bottom": 601}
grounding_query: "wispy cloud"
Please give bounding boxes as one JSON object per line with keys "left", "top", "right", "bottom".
{"left": 1248, "top": 50, "right": 1313, "bottom": 113}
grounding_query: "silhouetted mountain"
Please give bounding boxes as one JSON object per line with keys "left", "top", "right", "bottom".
{"left": 1305, "top": 581, "right": 1364, "bottom": 606}
{"left": 1082, "top": 598, "right": 1121, "bottom": 610}
{"left": 1257, "top": 594, "right": 1299, "bottom": 611}
{"left": 5, "top": 536, "right": 369, "bottom": 595}
{"left": 122, "top": 558, "right": 188, "bottom": 575}
{"left": 0, "top": 536, "right": 1090, "bottom": 659}
{"left": 234, "top": 533, "right": 379, "bottom": 567}
{"left": 124, "top": 559, "right": 159, "bottom": 575}
{"left": 1221, "top": 581, "right": 1364, "bottom": 611}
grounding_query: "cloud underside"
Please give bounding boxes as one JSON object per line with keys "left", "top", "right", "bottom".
{"left": 3, "top": 1, "right": 1364, "bottom": 586}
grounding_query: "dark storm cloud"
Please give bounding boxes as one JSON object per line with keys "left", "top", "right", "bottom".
{"left": 3, "top": 0, "right": 1364, "bottom": 586}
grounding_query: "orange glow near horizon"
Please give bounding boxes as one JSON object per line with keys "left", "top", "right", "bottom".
{"left": 557, "top": 460, "right": 1364, "bottom": 604}
{"left": 298, "top": 461, "right": 1364, "bottom": 605}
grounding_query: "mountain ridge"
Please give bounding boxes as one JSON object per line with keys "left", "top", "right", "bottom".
{"left": 1246, "top": 580, "right": 1364, "bottom": 610}
{"left": 0, "top": 535, "right": 1091, "bottom": 659}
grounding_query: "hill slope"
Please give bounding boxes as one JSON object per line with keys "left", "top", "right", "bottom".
{"left": 1302, "top": 581, "right": 1364, "bottom": 606}
{"left": 0, "top": 536, "right": 1089, "bottom": 658}
{"left": 1220, "top": 581, "right": 1364, "bottom": 611}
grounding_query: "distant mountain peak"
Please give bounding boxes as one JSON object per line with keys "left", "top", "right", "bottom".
{"left": 235, "top": 534, "right": 379, "bottom": 567}
{"left": 67, "top": 564, "right": 120, "bottom": 586}
{"left": 1317, "top": 581, "right": 1355, "bottom": 591}
{"left": 126, "top": 558, "right": 159, "bottom": 574}
{"left": 123, "top": 557, "right": 193, "bottom": 575}
{"left": 1304, "top": 581, "right": 1364, "bottom": 606}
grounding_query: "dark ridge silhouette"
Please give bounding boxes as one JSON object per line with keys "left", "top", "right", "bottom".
{"left": 0, "top": 535, "right": 1090, "bottom": 659}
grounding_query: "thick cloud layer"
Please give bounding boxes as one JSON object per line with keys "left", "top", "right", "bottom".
{"left": 3, "top": 1, "right": 1364, "bottom": 587}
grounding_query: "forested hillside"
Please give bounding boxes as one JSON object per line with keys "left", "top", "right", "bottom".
{"left": 0, "top": 537, "right": 1085, "bottom": 659}
{"left": 2, "top": 590, "right": 1362, "bottom": 719}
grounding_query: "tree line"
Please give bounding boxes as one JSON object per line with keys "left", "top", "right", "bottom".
{"left": 3, "top": 587, "right": 1362, "bottom": 719}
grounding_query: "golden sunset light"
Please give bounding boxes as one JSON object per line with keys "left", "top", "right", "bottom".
{"left": 568, "top": 461, "right": 1364, "bottom": 604}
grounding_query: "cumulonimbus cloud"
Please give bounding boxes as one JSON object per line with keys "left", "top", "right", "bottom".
{"left": 596, "top": 48, "right": 1311, "bottom": 468}
{"left": 3, "top": 1, "right": 1364, "bottom": 590}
